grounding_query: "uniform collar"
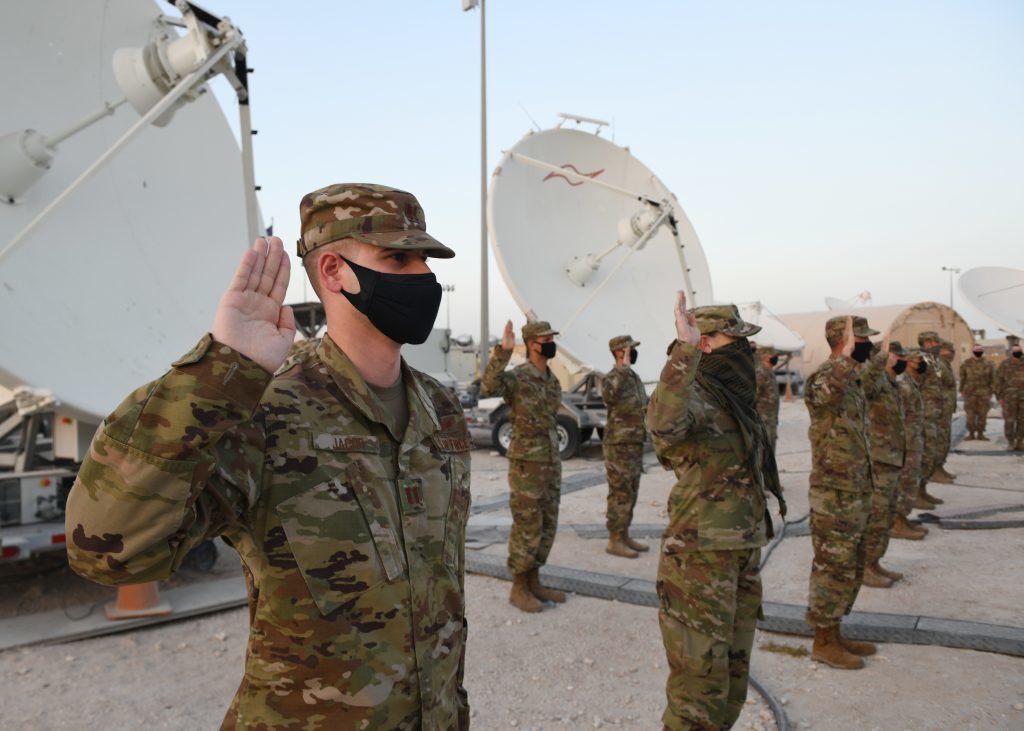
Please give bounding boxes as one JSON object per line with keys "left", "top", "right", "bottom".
{"left": 316, "top": 335, "right": 440, "bottom": 441}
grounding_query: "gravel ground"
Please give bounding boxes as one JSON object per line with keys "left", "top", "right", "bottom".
{"left": 2, "top": 400, "right": 1022, "bottom": 729}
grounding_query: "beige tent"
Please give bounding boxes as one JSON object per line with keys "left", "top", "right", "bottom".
{"left": 779, "top": 302, "right": 975, "bottom": 378}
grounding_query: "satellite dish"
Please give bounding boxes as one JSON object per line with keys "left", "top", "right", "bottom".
{"left": 737, "top": 302, "right": 805, "bottom": 353}
{"left": 959, "top": 267, "right": 1024, "bottom": 337}
{"left": 825, "top": 291, "right": 872, "bottom": 311}
{"left": 0, "top": 0, "right": 258, "bottom": 420}
{"left": 488, "top": 121, "right": 713, "bottom": 383}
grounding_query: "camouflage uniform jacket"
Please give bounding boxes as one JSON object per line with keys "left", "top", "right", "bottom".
{"left": 805, "top": 356, "right": 872, "bottom": 492}
{"left": 995, "top": 357, "right": 1024, "bottom": 399}
{"left": 66, "top": 335, "right": 471, "bottom": 730}
{"left": 938, "top": 357, "right": 957, "bottom": 419}
{"left": 754, "top": 360, "right": 780, "bottom": 430}
{"left": 645, "top": 341, "right": 768, "bottom": 551}
{"left": 600, "top": 364, "right": 647, "bottom": 444}
{"left": 863, "top": 353, "right": 906, "bottom": 468}
{"left": 919, "top": 354, "right": 944, "bottom": 421}
{"left": 480, "top": 346, "right": 562, "bottom": 463}
{"left": 959, "top": 358, "right": 995, "bottom": 396}
{"left": 898, "top": 374, "right": 924, "bottom": 456}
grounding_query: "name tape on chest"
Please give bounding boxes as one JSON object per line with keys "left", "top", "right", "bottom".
{"left": 312, "top": 433, "right": 381, "bottom": 453}
{"left": 431, "top": 434, "right": 473, "bottom": 452}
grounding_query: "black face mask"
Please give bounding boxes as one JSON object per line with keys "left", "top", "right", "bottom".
{"left": 893, "top": 359, "right": 907, "bottom": 375}
{"left": 339, "top": 255, "right": 441, "bottom": 344}
{"left": 629, "top": 349, "right": 638, "bottom": 365}
{"left": 539, "top": 341, "right": 557, "bottom": 359}
{"left": 851, "top": 341, "right": 873, "bottom": 363}
{"left": 769, "top": 355, "right": 779, "bottom": 366}
{"left": 916, "top": 361, "right": 928, "bottom": 375}
{"left": 973, "top": 351, "right": 983, "bottom": 358}
{"left": 1014, "top": 351, "right": 1023, "bottom": 359}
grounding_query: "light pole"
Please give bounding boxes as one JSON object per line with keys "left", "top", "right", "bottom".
{"left": 441, "top": 284, "right": 455, "bottom": 331}
{"left": 462, "top": 0, "right": 489, "bottom": 374}
{"left": 941, "top": 266, "right": 961, "bottom": 310}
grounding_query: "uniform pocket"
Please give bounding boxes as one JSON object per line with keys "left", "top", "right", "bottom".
{"left": 275, "top": 478, "right": 392, "bottom": 616}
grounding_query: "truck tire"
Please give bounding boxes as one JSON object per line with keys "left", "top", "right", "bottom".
{"left": 580, "top": 427, "right": 595, "bottom": 443}
{"left": 491, "top": 416, "right": 513, "bottom": 456}
{"left": 557, "top": 416, "right": 581, "bottom": 460}
{"left": 182, "top": 539, "right": 218, "bottom": 573}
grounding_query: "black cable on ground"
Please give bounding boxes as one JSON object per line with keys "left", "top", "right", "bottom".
{"left": 748, "top": 673, "right": 790, "bottom": 731}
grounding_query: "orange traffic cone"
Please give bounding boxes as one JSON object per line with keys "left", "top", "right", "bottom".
{"left": 104, "top": 581, "right": 172, "bottom": 620}
{"left": 784, "top": 379, "right": 794, "bottom": 402}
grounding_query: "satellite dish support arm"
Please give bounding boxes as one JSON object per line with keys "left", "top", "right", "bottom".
{"left": 0, "top": 31, "right": 244, "bottom": 265}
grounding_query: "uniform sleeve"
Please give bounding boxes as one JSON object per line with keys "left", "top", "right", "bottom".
{"left": 645, "top": 341, "right": 707, "bottom": 462}
{"left": 995, "top": 362, "right": 1005, "bottom": 400}
{"left": 479, "top": 346, "right": 515, "bottom": 400}
{"left": 958, "top": 362, "right": 968, "bottom": 390}
{"left": 65, "top": 335, "right": 270, "bottom": 586}
{"left": 805, "top": 356, "right": 859, "bottom": 412}
{"left": 600, "top": 368, "right": 621, "bottom": 404}
{"left": 860, "top": 350, "right": 889, "bottom": 401}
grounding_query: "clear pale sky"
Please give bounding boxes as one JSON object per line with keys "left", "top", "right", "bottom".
{"left": 207, "top": 0, "right": 1024, "bottom": 340}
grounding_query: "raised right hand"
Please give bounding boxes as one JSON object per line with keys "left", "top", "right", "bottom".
{"left": 501, "top": 320, "right": 515, "bottom": 350}
{"left": 841, "top": 316, "right": 855, "bottom": 358}
{"left": 212, "top": 237, "right": 296, "bottom": 373}
{"left": 674, "top": 291, "right": 700, "bottom": 346}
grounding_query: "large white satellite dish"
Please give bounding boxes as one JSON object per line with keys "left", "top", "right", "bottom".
{"left": 488, "top": 117, "right": 713, "bottom": 383}
{"left": 0, "top": 0, "right": 258, "bottom": 420}
{"left": 737, "top": 302, "right": 805, "bottom": 353}
{"left": 959, "top": 267, "right": 1024, "bottom": 338}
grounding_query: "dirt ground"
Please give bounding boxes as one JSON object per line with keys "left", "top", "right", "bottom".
{"left": 2, "top": 400, "right": 1023, "bottom": 730}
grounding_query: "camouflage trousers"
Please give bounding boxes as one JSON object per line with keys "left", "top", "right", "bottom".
{"left": 895, "top": 445, "right": 922, "bottom": 516}
{"left": 806, "top": 485, "right": 870, "bottom": 628}
{"left": 765, "top": 423, "right": 778, "bottom": 452}
{"left": 1002, "top": 393, "right": 1024, "bottom": 442}
{"left": 964, "top": 392, "right": 992, "bottom": 435}
{"left": 603, "top": 442, "right": 643, "bottom": 533}
{"left": 919, "top": 421, "right": 940, "bottom": 491}
{"left": 863, "top": 463, "right": 901, "bottom": 567}
{"left": 937, "top": 408, "right": 954, "bottom": 466}
{"left": 657, "top": 548, "right": 762, "bottom": 731}
{"left": 507, "top": 459, "right": 561, "bottom": 575}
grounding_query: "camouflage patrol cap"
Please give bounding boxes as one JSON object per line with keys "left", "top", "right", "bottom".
{"left": 917, "top": 330, "right": 940, "bottom": 345}
{"left": 888, "top": 341, "right": 908, "bottom": 357}
{"left": 939, "top": 338, "right": 955, "bottom": 352}
{"left": 522, "top": 321, "right": 558, "bottom": 341}
{"left": 825, "top": 315, "right": 879, "bottom": 341}
{"left": 608, "top": 334, "right": 640, "bottom": 352}
{"left": 905, "top": 346, "right": 923, "bottom": 358}
{"left": 690, "top": 304, "right": 761, "bottom": 337}
{"left": 756, "top": 345, "right": 776, "bottom": 357}
{"left": 297, "top": 183, "right": 455, "bottom": 259}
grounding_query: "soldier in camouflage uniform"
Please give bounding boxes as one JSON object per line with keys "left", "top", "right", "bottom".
{"left": 754, "top": 345, "right": 781, "bottom": 449}
{"left": 601, "top": 334, "right": 649, "bottom": 559}
{"left": 805, "top": 315, "right": 882, "bottom": 670}
{"left": 891, "top": 348, "right": 928, "bottom": 540}
{"left": 915, "top": 332, "right": 947, "bottom": 507}
{"left": 647, "top": 296, "right": 785, "bottom": 730}
{"left": 65, "top": 185, "right": 472, "bottom": 730}
{"left": 959, "top": 344, "right": 996, "bottom": 440}
{"left": 481, "top": 319, "right": 566, "bottom": 612}
{"left": 861, "top": 341, "right": 909, "bottom": 587}
{"left": 933, "top": 339, "right": 958, "bottom": 481}
{"left": 995, "top": 343, "right": 1024, "bottom": 450}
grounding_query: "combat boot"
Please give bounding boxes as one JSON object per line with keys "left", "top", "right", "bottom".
{"left": 912, "top": 495, "right": 937, "bottom": 511}
{"left": 1016, "top": 439, "right": 1024, "bottom": 451}
{"left": 978, "top": 433, "right": 990, "bottom": 441}
{"left": 527, "top": 567, "right": 566, "bottom": 603}
{"left": 811, "top": 625, "right": 865, "bottom": 670}
{"left": 509, "top": 573, "right": 542, "bottom": 613}
{"left": 623, "top": 528, "right": 649, "bottom": 553}
{"left": 873, "top": 561, "right": 903, "bottom": 582}
{"left": 837, "top": 623, "right": 877, "bottom": 656}
{"left": 606, "top": 532, "right": 639, "bottom": 559}
{"left": 891, "top": 515, "right": 926, "bottom": 540}
{"left": 966, "top": 431, "right": 976, "bottom": 440}
{"left": 920, "top": 487, "right": 945, "bottom": 505}
{"left": 929, "top": 468, "right": 954, "bottom": 485}
{"left": 862, "top": 565, "right": 894, "bottom": 588}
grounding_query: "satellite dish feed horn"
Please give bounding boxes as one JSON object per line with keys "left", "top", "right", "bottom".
{"left": 0, "top": 5, "right": 255, "bottom": 265}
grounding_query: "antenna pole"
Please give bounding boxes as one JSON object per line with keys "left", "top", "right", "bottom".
{"left": 479, "top": 0, "right": 490, "bottom": 372}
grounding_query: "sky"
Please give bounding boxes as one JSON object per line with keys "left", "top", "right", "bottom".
{"left": 205, "top": 0, "right": 1024, "bottom": 342}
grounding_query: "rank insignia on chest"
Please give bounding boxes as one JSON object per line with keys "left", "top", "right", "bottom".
{"left": 399, "top": 478, "right": 425, "bottom": 514}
